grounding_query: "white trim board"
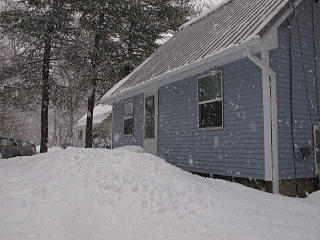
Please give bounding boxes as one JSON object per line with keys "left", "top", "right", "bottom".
{"left": 261, "top": 51, "right": 272, "bottom": 181}
{"left": 143, "top": 91, "right": 158, "bottom": 155}
{"left": 246, "top": 47, "right": 279, "bottom": 194}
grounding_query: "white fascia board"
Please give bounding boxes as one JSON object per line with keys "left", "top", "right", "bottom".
{"left": 101, "top": 38, "right": 264, "bottom": 105}
{"left": 270, "top": 65, "right": 279, "bottom": 194}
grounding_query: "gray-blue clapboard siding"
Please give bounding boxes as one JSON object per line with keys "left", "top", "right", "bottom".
{"left": 157, "top": 58, "right": 265, "bottom": 180}
{"left": 111, "top": 0, "right": 320, "bottom": 181}
{"left": 112, "top": 57, "right": 265, "bottom": 180}
{"left": 112, "top": 94, "right": 144, "bottom": 148}
{"left": 270, "top": 0, "right": 319, "bottom": 179}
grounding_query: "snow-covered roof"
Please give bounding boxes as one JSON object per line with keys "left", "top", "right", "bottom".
{"left": 101, "top": 0, "right": 295, "bottom": 103}
{"left": 75, "top": 104, "right": 112, "bottom": 127}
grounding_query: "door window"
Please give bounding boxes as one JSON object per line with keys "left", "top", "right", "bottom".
{"left": 124, "top": 101, "right": 134, "bottom": 135}
{"left": 145, "top": 95, "right": 155, "bottom": 139}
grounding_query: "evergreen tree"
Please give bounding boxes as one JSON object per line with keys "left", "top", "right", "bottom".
{"left": 0, "top": 0, "right": 77, "bottom": 152}
{"left": 72, "top": 0, "right": 192, "bottom": 148}
{"left": 0, "top": 0, "right": 193, "bottom": 149}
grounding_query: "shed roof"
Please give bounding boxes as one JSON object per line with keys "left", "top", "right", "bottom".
{"left": 75, "top": 104, "right": 112, "bottom": 127}
{"left": 102, "top": 0, "right": 294, "bottom": 102}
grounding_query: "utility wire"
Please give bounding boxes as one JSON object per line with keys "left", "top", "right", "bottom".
{"left": 288, "top": 0, "right": 316, "bottom": 196}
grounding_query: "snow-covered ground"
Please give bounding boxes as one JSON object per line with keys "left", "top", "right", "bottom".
{"left": 0, "top": 147, "right": 319, "bottom": 240}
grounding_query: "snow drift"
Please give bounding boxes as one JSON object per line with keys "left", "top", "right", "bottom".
{"left": 0, "top": 147, "right": 319, "bottom": 240}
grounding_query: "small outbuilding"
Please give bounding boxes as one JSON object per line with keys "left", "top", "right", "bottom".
{"left": 101, "top": 0, "right": 320, "bottom": 196}
{"left": 73, "top": 104, "right": 112, "bottom": 148}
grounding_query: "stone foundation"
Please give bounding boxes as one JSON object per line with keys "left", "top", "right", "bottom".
{"left": 279, "top": 178, "right": 319, "bottom": 197}
{"left": 193, "top": 172, "right": 319, "bottom": 198}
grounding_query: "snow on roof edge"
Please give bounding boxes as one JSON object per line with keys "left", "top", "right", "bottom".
{"left": 75, "top": 104, "right": 112, "bottom": 127}
{"left": 179, "top": 0, "right": 232, "bottom": 31}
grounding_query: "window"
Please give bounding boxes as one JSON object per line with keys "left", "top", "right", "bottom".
{"left": 78, "top": 130, "right": 83, "bottom": 140}
{"left": 198, "top": 71, "right": 223, "bottom": 129}
{"left": 0, "top": 138, "right": 6, "bottom": 146}
{"left": 124, "top": 101, "right": 134, "bottom": 135}
{"left": 0, "top": 138, "right": 14, "bottom": 146}
{"left": 144, "top": 95, "right": 155, "bottom": 139}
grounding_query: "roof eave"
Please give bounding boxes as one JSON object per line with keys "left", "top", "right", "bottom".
{"left": 100, "top": 38, "right": 262, "bottom": 105}
{"left": 258, "top": 0, "right": 302, "bottom": 37}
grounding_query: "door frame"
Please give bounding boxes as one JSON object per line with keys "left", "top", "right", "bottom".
{"left": 143, "top": 91, "right": 158, "bottom": 155}
{"left": 313, "top": 125, "right": 320, "bottom": 176}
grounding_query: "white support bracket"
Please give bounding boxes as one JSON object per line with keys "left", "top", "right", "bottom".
{"left": 247, "top": 48, "right": 279, "bottom": 194}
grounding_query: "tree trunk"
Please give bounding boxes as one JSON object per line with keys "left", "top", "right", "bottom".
{"left": 40, "top": 23, "right": 52, "bottom": 153}
{"left": 53, "top": 107, "right": 57, "bottom": 146}
{"left": 85, "top": 31, "right": 100, "bottom": 148}
{"left": 85, "top": 78, "right": 96, "bottom": 148}
{"left": 69, "top": 99, "right": 74, "bottom": 145}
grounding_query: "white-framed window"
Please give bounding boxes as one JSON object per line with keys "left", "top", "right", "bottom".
{"left": 78, "top": 130, "right": 83, "bottom": 140}
{"left": 198, "top": 71, "right": 223, "bottom": 129}
{"left": 124, "top": 100, "right": 134, "bottom": 135}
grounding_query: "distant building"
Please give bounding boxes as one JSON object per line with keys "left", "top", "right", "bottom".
{"left": 73, "top": 104, "right": 112, "bottom": 148}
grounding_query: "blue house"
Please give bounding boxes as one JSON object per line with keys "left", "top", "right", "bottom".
{"left": 101, "top": 0, "right": 320, "bottom": 196}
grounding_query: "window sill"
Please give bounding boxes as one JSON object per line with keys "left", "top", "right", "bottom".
{"left": 198, "top": 126, "right": 223, "bottom": 131}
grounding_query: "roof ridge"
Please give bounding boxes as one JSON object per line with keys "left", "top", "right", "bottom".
{"left": 179, "top": 0, "right": 233, "bottom": 31}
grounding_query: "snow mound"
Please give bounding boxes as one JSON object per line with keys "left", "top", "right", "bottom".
{"left": 0, "top": 148, "right": 319, "bottom": 240}
{"left": 114, "top": 145, "right": 146, "bottom": 153}
{"left": 308, "top": 190, "right": 320, "bottom": 203}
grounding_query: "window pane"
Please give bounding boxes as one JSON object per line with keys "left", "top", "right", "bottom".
{"left": 145, "top": 95, "right": 155, "bottom": 139}
{"left": 4, "top": 139, "right": 14, "bottom": 146}
{"left": 199, "top": 101, "right": 222, "bottom": 128}
{"left": 198, "top": 72, "right": 222, "bottom": 102}
{"left": 145, "top": 96, "right": 154, "bottom": 118}
{"left": 124, "top": 101, "right": 133, "bottom": 118}
{"left": 145, "top": 118, "right": 155, "bottom": 139}
{"left": 0, "top": 139, "right": 6, "bottom": 146}
{"left": 78, "top": 130, "right": 83, "bottom": 140}
{"left": 124, "top": 118, "right": 134, "bottom": 135}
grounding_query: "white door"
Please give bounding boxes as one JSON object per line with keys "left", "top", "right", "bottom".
{"left": 143, "top": 92, "right": 158, "bottom": 155}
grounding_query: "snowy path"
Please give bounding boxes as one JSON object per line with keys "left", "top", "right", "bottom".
{"left": 0, "top": 147, "right": 319, "bottom": 240}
